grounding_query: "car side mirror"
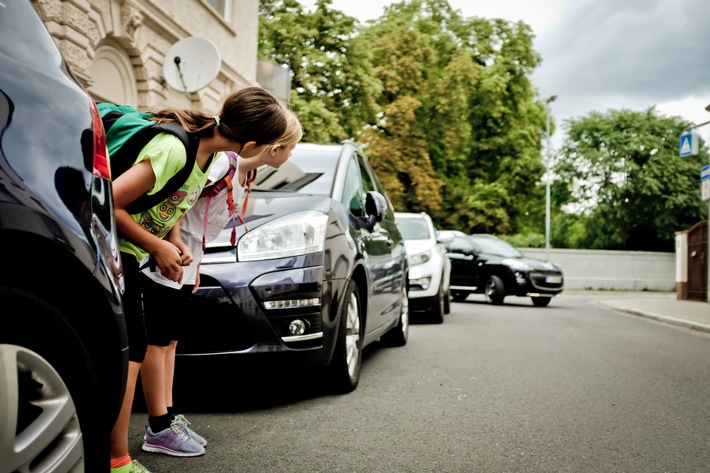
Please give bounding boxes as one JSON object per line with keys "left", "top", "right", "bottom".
{"left": 436, "top": 231, "right": 455, "bottom": 244}
{"left": 364, "top": 191, "right": 386, "bottom": 231}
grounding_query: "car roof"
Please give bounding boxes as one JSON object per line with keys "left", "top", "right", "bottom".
{"left": 394, "top": 212, "right": 429, "bottom": 219}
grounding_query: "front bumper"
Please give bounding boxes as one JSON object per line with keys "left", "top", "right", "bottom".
{"left": 177, "top": 252, "right": 346, "bottom": 368}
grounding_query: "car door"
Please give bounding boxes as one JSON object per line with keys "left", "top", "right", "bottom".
{"left": 446, "top": 235, "right": 482, "bottom": 289}
{"left": 354, "top": 152, "right": 406, "bottom": 332}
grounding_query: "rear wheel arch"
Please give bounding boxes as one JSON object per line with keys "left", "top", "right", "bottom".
{"left": 0, "top": 287, "right": 112, "bottom": 472}
{"left": 0, "top": 231, "right": 126, "bottom": 429}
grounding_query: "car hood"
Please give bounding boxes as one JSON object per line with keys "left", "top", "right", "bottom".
{"left": 208, "top": 190, "right": 335, "bottom": 245}
{"left": 403, "top": 240, "right": 435, "bottom": 255}
{"left": 496, "top": 254, "right": 561, "bottom": 272}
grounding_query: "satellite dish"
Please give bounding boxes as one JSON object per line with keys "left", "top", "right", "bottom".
{"left": 163, "top": 37, "right": 221, "bottom": 94}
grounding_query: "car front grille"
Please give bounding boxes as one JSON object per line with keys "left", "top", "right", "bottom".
{"left": 529, "top": 271, "right": 564, "bottom": 291}
{"left": 177, "top": 293, "right": 254, "bottom": 354}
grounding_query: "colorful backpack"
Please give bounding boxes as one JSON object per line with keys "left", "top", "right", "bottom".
{"left": 97, "top": 102, "right": 199, "bottom": 213}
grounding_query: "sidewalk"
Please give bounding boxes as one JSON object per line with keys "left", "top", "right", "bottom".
{"left": 575, "top": 291, "right": 710, "bottom": 334}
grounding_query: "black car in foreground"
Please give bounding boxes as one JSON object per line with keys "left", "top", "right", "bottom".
{"left": 0, "top": 2, "right": 127, "bottom": 471}
{"left": 178, "top": 141, "right": 409, "bottom": 393}
{"left": 445, "top": 234, "right": 564, "bottom": 306}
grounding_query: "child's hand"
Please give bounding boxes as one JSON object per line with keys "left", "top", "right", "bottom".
{"left": 152, "top": 239, "right": 184, "bottom": 278}
{"left": 160, "top": 265, "right": 184, "bottom": 283}
{"left": 178, "top": 244, "right": 194, "bottom": 266}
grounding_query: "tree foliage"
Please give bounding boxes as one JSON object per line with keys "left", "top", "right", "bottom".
{"left": 554, "top": 108, "right": 708, "bottom": 251}
{"left": 258, "top": 0, "right": 379, "bottom": 141}
{"left": 259, "top": 1, "right": 708, "bottom": 251}
{"left": 354, "top": 0, "right": 544, "bottom": 229}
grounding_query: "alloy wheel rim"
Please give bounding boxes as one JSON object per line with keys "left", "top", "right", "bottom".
{"left": 344, "top": 292, "right": 361, "bottom": 377}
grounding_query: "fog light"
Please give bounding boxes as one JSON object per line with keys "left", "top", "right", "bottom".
{"left": 288, "top": 319, "right": 307, "bottom": 335}
{"left": 409, "top": 276, "right": 431, "bottom": 290}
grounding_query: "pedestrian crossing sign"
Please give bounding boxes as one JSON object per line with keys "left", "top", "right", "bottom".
{"left": 679, "top": 131, "right": 699, "bottom": 157}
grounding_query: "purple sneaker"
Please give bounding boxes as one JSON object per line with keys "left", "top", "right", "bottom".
{"left": 142, "top": 424, "right": 205, "bottom": 457}
{"left": 172, "top": 414, "right": 207, "bottom": 446}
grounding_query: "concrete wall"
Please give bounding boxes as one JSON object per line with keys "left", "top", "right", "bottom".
{"left": 520, "top": 248, "right": 676, "bottom": 292}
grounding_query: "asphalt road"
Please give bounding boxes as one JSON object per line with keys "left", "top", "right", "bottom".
{"left": 129, "top": 292, "right": 710, "bottom": 472}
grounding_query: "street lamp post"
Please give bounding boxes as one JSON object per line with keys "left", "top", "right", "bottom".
{"left": 544, "top": 94, "right": 558, "bottom": 262}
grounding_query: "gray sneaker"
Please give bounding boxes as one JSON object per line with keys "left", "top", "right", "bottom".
{"left": 172, "top": 414, "right": 207, "bottom": 446}
{"left": 142, "top": 424, "right": 205, "bottom": 457}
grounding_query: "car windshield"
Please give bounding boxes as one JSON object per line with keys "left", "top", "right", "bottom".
{"left": 471, "top": 237, "right": 523, "bottom": 258}
{"left": 251, "top": 146, "right": 340, "bottom": 195}
{"left": 397, "top": 218, "right": 432, "bottom": 240}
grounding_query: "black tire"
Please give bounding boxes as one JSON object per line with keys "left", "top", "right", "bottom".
{"left": 382, "top": 284, "right": 410, "bottom": 346}
{"left": 451, "top": 291, "right": 469, "bottom": 302}
{"left": 484, "top": 275, "right": 506, "bottom": 305}
{"left": 443, "top": 287, "right": 451, "bottom": 315}
{"left": 532, "top": 296, "right": 552, "bottom": 307}
{"left": 427, "top": 285, "right": 445, "bottom": 324}
{"left": 0, "top": 287, "right": 109, "bottom": 472}
{"left": 326, "top": 280, "right": 363, "bottom": 394}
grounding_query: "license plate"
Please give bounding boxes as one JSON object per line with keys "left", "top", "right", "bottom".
{"left": 545, "top": 275, "right": 562, "bottom": 283}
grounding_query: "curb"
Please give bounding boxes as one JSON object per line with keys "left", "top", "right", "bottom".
{"left": 596, "top": 301, "right": 710, "bottom": 335}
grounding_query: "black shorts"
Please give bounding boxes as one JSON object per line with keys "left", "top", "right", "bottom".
{"left": 121, "top": 252, "right": 147, "bottom": 363}
{"left": 141, "top": 273, "right": 194, "bottom": 346}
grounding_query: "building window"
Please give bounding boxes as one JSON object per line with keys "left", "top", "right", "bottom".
{"left": 205, "top": 0, "right": 228, "bottom": 17}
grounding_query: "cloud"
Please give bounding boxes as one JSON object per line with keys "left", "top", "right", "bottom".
{"left": 534, "top": 0, "right": 710, "bottom": 126}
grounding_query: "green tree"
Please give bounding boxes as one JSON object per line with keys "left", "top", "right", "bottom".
{"left": 357, "top": 0, "right": 544, "bottom": 231}
{"left": 553, "top": 108, "right": 708, "bottom": 251}
{"left": 258, "top": 0, "right": 379, "bottom": 142}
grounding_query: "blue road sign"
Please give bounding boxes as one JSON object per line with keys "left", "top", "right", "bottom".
{"left": 680, "top": 132, "right": 693, "bottom": 157}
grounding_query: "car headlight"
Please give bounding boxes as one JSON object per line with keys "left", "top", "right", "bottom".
{"left": 502, "top": 258, "right": 533, "bottom": 271}
{"left": 408, "top": 249, "right": 432, "bottom": 266}
{"left": 238, "top": 211, "right": 328, "bottom": 261}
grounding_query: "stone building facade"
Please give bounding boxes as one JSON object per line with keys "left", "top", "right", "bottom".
{"left": 32, "top": 0, "right": 261, "bottom": 113}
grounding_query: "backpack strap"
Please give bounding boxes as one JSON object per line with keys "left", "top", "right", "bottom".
{"left": 123, "top": 122, "right": 199, "bottom": 214}
{"left": 98, "top": 103, "right": 199, "bottom": 214}
{"left": 200, "top": 151, "right": 240, "bottom": 251}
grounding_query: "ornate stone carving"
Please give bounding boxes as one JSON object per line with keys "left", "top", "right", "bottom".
{"left": 121, "top": 4, "right": 143, "bottom": 39}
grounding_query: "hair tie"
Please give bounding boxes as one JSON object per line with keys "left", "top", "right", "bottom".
{"left": 214, "top": 116, "right": 220, "bottom": 127}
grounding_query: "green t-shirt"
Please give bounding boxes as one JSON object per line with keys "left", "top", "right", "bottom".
{"left": 119, "top": 133, "right": 212, "bottom": 262}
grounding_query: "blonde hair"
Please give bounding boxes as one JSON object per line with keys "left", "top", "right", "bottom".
{"left": 276, "top": 109, "right": 303, "bottom": 147}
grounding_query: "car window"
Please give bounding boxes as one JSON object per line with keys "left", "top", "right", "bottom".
{"left": 397, "top": 218, "right": 432, "bottom": 240}
{"left": 0, "top": 2, "right": 64, "bottom": 64}
{"left": 356, "top": 153, "right": 376, "bottom": 194}
{"left": 251, "top": 147, "right": 340, "bottom": 194}
{"left": 447, "top": 236, "right": 474, "bottom": 254}
{"left": 342, "top": 156, "right": 365, "bottom": 217}
{"left": 470, "top": 237, "right": 523, "bottom": 257}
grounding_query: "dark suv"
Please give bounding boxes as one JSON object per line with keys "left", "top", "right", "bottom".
{"left": 0, "top": 2, "right": 127, "bottom": 471}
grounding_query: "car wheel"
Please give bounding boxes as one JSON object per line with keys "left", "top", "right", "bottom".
{"left": 451, "top": 291, "right": 469, "bottom": 302}
{"left": 532, "top": 296, "right": 552, "bottom": 307}
{"left": 484, "top": 275, "right": 506, "bottom": 305}
{"left": 427, "top": 284, "right": 445, "bottom": 324}
{"left": 326, "top": 279, "right": 363, "bottom": 393}
{"left": 0, "top": 288, "right": 108, "bottom": 472}
{"left": 383, "top": 284, "right": 410, "bottom": 346}
{"left": 443, "top": 287, "right": 451, "bottom": 315}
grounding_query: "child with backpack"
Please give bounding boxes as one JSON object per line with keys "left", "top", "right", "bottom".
{"left": 108, "top": 87, "right": 289, "bottom": 473}
{"left": 138, "top": 110, "right": 303, "bottom": 457}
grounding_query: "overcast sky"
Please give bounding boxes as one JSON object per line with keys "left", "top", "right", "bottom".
{"left": 300, "top": 0, "right": 710, "bottom": 147}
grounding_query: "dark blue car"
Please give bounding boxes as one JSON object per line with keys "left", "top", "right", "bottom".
{"left": 177, "top": 141, "right": 410, "bottom": 393}
{"left": 0, "top": 1, "right": 127, "bottom": 471}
